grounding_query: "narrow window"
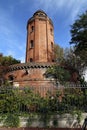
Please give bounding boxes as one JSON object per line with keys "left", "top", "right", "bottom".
{"left": 50, "top": 28, "right": 53, "bottom": 35}
{"left": 51, "top": 42, "right": 53, "bottom": 50}
{"left": 31, "top": 26, "right": 34, "bottom": 32}
{"left": 8, "top": 75, "right": 14, "bottom": 81}
{"left": 30, "top": 40, "right": 34, "bottom": 48}
{"left": 8, "top": 75, "right": 14, "bottom": 85}
{"left": 30, "top": 58, "right": 33, "bottom": 62}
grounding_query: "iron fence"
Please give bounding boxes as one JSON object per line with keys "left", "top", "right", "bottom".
{"left": 0, "top": 84, "right": 87, "bottom": 127}
{"left": 0, "top": 85, "right": 87, "bottom": 113}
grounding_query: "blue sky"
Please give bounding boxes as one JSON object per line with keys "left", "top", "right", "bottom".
{"left": 0, "top": 0, "right": 87, "bottom": 62}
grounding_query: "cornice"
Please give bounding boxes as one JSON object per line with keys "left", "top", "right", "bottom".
{"left": 6, "top": 62, "right": 55, "bottom": 72}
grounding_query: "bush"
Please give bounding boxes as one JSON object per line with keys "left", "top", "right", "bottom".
{"left": 4, "top": 114, "right": 20, "bottom": 127}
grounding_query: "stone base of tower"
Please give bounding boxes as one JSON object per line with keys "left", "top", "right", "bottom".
{"left": 5, "top": 62, "right": 56, "bottom": 96}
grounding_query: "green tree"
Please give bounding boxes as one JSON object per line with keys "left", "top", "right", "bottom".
{"left": 0, "top": 87, "right": 20, "bottom": 114}
{"left": 64, "top": 47, "right": 82, "bottom": 71}
{"left": 0, "top": 54, "right": 20, "bottom": 86}
{"left": 54, "top": 44, "right": 64, "bottom": 62}
{"left": 70, "top": 10, "right": 87, "bottom": 65}
{"left": 46, "top": 65, "right": 70, "bottom": 85}
{"left": 0, "top": 65, "right": 10, "bottom": 86}
{"left": 0, "top": 55, "right": 20, "bottom": 66}
{"left": 63, "top": 47, "right": 87, "bottom": 83}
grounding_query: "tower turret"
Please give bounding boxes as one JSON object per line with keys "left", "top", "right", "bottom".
{"left": 26, "top": 10, "right": 54, "bottom": 63}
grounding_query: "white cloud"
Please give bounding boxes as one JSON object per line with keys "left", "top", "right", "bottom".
{"left": 0, "top": 0, "right": 87, "bottom": 62}
{"left": 37, "top": 0, "right": 87, "bottom": 21}
{"left": 19, "top": 56, "right": 25, "bottom": 63}
{"left": 0, "top": 7, "right": 26, "bottom": 61}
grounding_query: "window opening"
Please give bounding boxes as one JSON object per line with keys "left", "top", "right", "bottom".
{"left": 50, "top": 28, "right": 53, "bottom": 35}
{"left": 30, "top": 40, "right": 34, "bottom": 48}
{"left": 30, "top": 58, "right": 33, "bottom": 62}
{"left": 51, "top": 42, "right": 53, "bottom": 50}
{"left": 8, "top": 75, "right": 14, "bottom": 85}
{"left": 31, "top": 26, "right": 34, "bottom": 32}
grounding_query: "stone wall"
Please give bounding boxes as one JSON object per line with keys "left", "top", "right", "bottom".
{"left": 0, "top": 113, "right": 87, "bottom": 128}
{"left": 0, "top": 128, "right": 84, "bottom": 130}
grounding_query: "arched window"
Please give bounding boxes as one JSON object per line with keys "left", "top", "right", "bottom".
{"left": 8, "top": 75, "right": 14, "bottom": 85}
{"left": 8, "top": 75, "right": 14, "bottom": 81}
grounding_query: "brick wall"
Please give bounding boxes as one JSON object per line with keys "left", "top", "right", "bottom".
{"left": 5, "top": 66, "right": 55, "bottom": 96}
{"left": 26, "top": 10, "right": 54, "bottom": 63}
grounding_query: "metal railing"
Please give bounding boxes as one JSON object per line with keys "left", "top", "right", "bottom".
{"left": 0, "top": 84, "right": 87, "bottom": 127}
{"left": 0, "top": 85, "right": 87, "bottom": 113}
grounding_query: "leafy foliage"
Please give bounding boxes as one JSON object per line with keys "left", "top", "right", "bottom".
{"left": 54, "top": 44, "right": 64, "bottom": 62}
{"left": 46, "top": 65, "right": 71, "bottom": 84}
{"left": 4, "top": 114, "right": 20, "bottom": 127}
{"left": 0, "top": 86, "right": 85, "bottom": 114}
{"left": 0, "top": 55, "right": 20, "bottom": 86}
{"left": 70, "top": 10, "right": 87, "bottom": 64}
{"left": 0, "top": 87, "right": 20, "bottom": 114}
{"left": 0, "top": 86, "right": 87, "bottom": 127}
{"left": 0, "top": 55, "right": 20, "bottom": 66}
{"left": 63, "top": 47, "right": 87, "bottom": 84}
{"left": 64, "top": 48, "right": 81, "bottom": 69}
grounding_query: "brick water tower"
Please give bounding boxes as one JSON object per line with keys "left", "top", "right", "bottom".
{"left": 5, "top": 10, "right": 55, "bottom": 95}
{"left": 26, "top": 10, "right": 54, "bottom": 63}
